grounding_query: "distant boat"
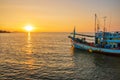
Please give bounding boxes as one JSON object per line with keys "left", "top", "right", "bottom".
{"left": 68, "top": 14, "right": 120, "bottom": 55}
{"left": 0, "top": 30, "right": 10, "bottom": 33}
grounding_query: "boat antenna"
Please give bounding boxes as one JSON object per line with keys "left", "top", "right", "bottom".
{"left": 109, "top": 17, "right": 111, "bottom": 32}
{"left": 103, "top": 16, "right": 107, "bottom": 32}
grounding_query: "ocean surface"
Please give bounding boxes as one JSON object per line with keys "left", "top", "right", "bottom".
{"left": 0, "top": 32, "right": 120, "bottom": 80}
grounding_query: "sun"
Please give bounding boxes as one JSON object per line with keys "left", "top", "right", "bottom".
{"left": 25, "top": 25, "right": 33, "bottom": 32}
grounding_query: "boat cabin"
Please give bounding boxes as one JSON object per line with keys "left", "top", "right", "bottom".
{"left": 95, "top": 31, "right": 120, "bottom": 49}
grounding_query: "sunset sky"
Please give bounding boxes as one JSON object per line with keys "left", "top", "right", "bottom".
{"left": 0, "top": 0, "right": 120, "bottom": 32}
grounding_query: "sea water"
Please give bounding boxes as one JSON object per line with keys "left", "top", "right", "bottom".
{"left": 0, "top": 33, "right": 120, "bottom": 80}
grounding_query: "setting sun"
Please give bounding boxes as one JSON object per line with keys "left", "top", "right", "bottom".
{"left": 25, "top": 25, "right": 33, "bottom": 32}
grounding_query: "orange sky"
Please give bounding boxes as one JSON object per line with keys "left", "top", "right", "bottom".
{"left": 0, "top": 0, "right": 120, "bottom": 32}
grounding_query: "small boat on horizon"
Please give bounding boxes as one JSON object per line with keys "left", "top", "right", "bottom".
{"left": 0, "top": 30, "right": 10, "bottom": 33}
{"left": 68, "top": 14, "right": 120, "bottom": 55}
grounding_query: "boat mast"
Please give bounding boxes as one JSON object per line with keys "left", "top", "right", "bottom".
{"left": 95, "top": 14, "right": 97, "bottom": 45}
{"left": 95, "top": 14, "right": 97, "bottom": 33}
{"left": 73, "top": 26, "right": 76, "bottom": 38}
{"left": 102, "top": 16, "right": 107, "bottom": 47}
{"left": 109, "top": 17, "right": 111, "bottom": 32}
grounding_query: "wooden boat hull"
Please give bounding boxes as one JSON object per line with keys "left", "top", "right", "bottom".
{"left": 72, "top": 41, "right": 120, "bottom": 54}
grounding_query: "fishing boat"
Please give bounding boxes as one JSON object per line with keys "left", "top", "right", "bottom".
{"left": 68, "top": 14, "right": 120, "bottom": 55}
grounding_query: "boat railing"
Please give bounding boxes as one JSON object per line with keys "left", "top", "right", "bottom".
{"left": 70, "top": 33, "right": 95, "bottom": 37}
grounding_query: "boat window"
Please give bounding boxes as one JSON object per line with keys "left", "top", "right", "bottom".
{"left": 113, "top": 34, "right": 116, "bottom": 36}
{"left": 113, "top": 45, "right": 116, "bottom": 48}
{"left": 116, "top": 32, "right": 118, "bottom": 33}
{"left": 118, "top": 43, "right": 120, "bottom": 48}
{"left": 110, "top": 34, "right": 112, "bottom": 36}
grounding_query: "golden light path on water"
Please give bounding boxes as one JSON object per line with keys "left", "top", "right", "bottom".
{"left": 27, "top": 32, "right": 32, "bottom": 54}
{"left": 21, "top": 32, "right": 34, "bottom": 69}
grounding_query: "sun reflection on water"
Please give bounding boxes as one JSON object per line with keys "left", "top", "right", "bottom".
{"left": 28, "top": 32, "right": 31, "bottom": 42}
{"left": 24, "top": 32, "right": 35, "bottom": 69}
{"left": 26, "top": 32, "right": 33, "bottom": 54}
